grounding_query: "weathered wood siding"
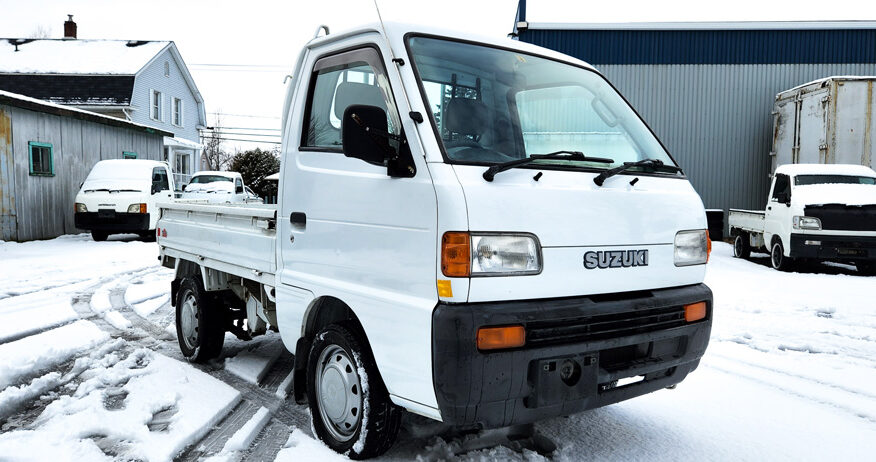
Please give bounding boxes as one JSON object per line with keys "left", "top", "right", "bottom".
{"left": 1, "top": 103, "right": 164, "bottom": 241}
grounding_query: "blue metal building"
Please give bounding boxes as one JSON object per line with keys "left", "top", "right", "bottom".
{"left": 513, "top": 4, "right": 876, "bottom": 216}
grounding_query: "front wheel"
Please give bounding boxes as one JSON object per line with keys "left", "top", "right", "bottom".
{"left": 733, "top": 233, "right": 751, "bottom": 259}
{"left": 770, "top": 240, "right": 794, "bottom": 272}
{"left": 175, "top": 276, "right": 225, "bottom": 362}
{"left": 307, "top": 322, "right": 401, "bottom": 459}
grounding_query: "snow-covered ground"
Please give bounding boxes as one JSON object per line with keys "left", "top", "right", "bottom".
{"left": 0, "top": 234, "right": 874, "bottom": 461}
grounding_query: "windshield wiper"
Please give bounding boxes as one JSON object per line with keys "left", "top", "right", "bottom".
{"left": 592, "top": 158, "right": 682, "bottom": 186}
{"left": 483, "top": 151, "right": 614, "bottom": 182}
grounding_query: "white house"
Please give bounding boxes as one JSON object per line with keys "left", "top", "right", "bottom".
{"left": 0, "top": 16, "right": 206, "bottom": 187}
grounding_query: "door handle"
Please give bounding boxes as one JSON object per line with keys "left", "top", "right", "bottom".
{"left": 767, "top": 206, "right": 771, "bottom": 210}
{"left": 290, "top": 212, "right": 306, "bottom": 228}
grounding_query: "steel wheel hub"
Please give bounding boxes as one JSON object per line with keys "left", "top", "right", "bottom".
{"left": 316, "top": 344, "right": 362, "bottom": 442}
{"left": 180, "top": 292, "right": 199, "bottom": 350}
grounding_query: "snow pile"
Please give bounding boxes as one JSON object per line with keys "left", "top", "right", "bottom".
{"left": 224, "top": 340, "right": 285, "bottom": 384}
{"left": 0, "top": 350, "right": 241, "bottom": 462}
{"left": 275, "top": 429, "right": 346, "bottom": 462}
{"left": 0, "top": 289, "right": 79, "bottom": 343}
{"left": 0, "top": 321, "right": 109, "bottom": 390}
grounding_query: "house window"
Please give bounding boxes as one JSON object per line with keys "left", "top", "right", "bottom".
{"left": 164, "top": 61, "right": 170, "bottom": 77}
{"left": 123, "top": 151, "right": 138, "bottom": 159}
{"left": 151, "top": 90, "right": 162, "bottom": 121}
{"left": 172, "top": 98, "right": 183, "bottom": 127}
{"left": 28, "top": 142, "right": 54, "bottom": 176}
{"left": 175, "top": 152, "right": 191, "bottom": 175}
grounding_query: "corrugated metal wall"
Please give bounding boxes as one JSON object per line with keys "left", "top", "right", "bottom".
{"left": 2, "top": 104, "right": 164, "bottom": 241}
{"left": 594, "top": 64, "right": 876, "bottom": 212}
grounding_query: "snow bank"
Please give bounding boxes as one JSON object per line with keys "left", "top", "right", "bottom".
{"left": 0, "top": 320, "right": 109, "bottom": 389}
{"left": 275, "top": 429, "right": 346, "bottom": 462}
{"left": 224, "top": 340, "right": 285, "bottom": 384}
{"left": 0, "top": 350, "right": 240, "bottom": 462}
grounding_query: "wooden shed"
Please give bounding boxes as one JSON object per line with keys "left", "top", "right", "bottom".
{"left": 0, "top": 90, "right": 172, "bottom": 241}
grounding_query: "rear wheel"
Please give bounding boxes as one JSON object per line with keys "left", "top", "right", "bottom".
{"left": 733, "top": 233, "right": 750, "bottom": 259}
{"left": 770, "top": 240, "right": 794, "bottom": 272}
{"left": 91, "top": 231, "right": 108, "bottom": 242}
{"left": 307, "top": 322, "right": 401, "bottom": 459}
{"left": 175, "top": 276, "right": 225, "bottom": 362}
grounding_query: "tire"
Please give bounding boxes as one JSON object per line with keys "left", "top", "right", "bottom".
{"left": 307, "top": 322, "right": 401, "bottom": 459}
{"left": 139, "top": 230, "right": 156, "bottom": 242}
{"left": 770, "top": 239, "right": 794, "bottom": 272}
{"left": 91, "top": 231, "right": 108, "bottom": 242}
{"left": 733, "top": 233, "right": 750, "bottom": 259}
{"left": 856, "top": 261, "right": 876, "bottom": 276}
{"left": 175, "top": 276, "right": 226, "bottom": 362}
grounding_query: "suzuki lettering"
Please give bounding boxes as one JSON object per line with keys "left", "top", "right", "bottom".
{"left": 583, "top": 250, "right": 649, "bottom": 269}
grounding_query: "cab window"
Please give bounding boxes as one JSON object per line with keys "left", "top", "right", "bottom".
{"left": 772, "top": 174, "right": 790, "bottom": 200}
{"left": 152, "top": 167, "right": 170, "bottom": 191}
{"left": 301, "top": 47, "right": 400, "bottom": 151}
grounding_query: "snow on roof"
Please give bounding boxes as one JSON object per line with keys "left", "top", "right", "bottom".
{"left": 776, "top": 163, "right": 876, "bottom": 177}
{"left": 0, "top": 89, "right": 173, "bottom": 136}
{"left": 778, "top": 76, "right": 876, "bottom": 97}
{"left": 0, "top": 39, "right": 169, "bottom": 75}
{"left": 191, "top": 171, "right": 242, "bottom": 179}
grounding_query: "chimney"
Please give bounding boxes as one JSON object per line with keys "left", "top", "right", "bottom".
{"left": 63, "top": 15, "right": 77, "bottom": 39}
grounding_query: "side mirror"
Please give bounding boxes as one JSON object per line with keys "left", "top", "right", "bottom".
{"left": 236, "top": 186, "right": 244, "bottom": 194}
{"left": 342, "top": 104, "right": 390, "bottom": 166}
{"left": 181, "top": 184, "right": 187, "bottom": 191}
{"left": 776, "top": 192, "right": 790, "bottom": 205}
{"left": 151, "top": 183, "right": 160, "bottom": 195}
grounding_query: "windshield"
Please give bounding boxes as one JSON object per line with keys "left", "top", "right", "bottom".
{"left": 407, "top": 37, "right": 677, "bottom": 172}
{"left": 190, "top": 175, "right": 233, "bottom": 184}
{"left": 795, "top": 175, "right": 876, "bottom": 186}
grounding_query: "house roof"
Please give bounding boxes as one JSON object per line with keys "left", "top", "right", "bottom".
{"left": 0, "top": 89, "right": 173, "bottom": 137}
{"left": 0, "top": 74, "right": 134, "bottom": 106}
{"left": 0, "top": 39, "right": 170, "bottom": 75}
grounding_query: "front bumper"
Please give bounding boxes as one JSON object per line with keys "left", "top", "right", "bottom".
{"left": 432, "top": 283, "right": 712, "bottom": 429}
{"left": 789, "top": 233, "right": 876, "bottom": 262}
{"left": 74, "top": 211, "right": 150, "bottom": 232}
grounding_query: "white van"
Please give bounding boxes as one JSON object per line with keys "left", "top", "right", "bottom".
{"left": 158, "top": 23, "right": 712, "bottom": 458}
{"left": 74, "top": 159, "right": 174, "bottom": 241}
{"left": 180, "top": 171, "right": 262, "bottom": 204}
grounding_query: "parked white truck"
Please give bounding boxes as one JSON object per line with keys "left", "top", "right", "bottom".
{"left": 156, "top": 23, "right": 713, "bottom": 458}
{"left": 729, "top": 164, "right": 876, "bottom": 274}
{"left": 74, "top": 159, "right": 174, "bottom": 241}
{"left": 180, "top": 171, "right": 262, "bottom": 204}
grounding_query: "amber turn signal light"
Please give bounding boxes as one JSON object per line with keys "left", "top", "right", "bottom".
{"left": 477, "top": 325, "right": 525, "bottom": 350}
{"left": 706, "top": 230, "right": 712, "bottom": 262}
{"left": 684, "top": 301, "right": 707, "bottom": 322}
{"left": 441, "top": 232, "right": 470, "bottom": 277}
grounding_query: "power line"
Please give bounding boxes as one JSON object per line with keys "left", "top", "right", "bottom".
{"left": 202, "top": 136, "right": 281, "bottom": 145}
{"left": 207, "top": 131, "right": 280, "bottom": 138}
{"left": 208, "top": 126, "right": 281, "bottom": 131}
{"left": 209, "top": 112, "right": 280, "bottom": 119}
{"left": 191, "top": 63, "right": 287, "bottom": 68}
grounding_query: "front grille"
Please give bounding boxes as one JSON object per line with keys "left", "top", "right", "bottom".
{"left": 526, "top": 305, "right": 687, "bottom": 347}
{"left": 805, "top": 204, "right": 876, "bottom": 231}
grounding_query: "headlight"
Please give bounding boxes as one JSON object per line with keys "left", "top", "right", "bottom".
{"left": 793, "top": 216, "right": 821, "bottom": 230}
{"left": 75, "top": 203, "right": 87, "bottom": 213}
{"left": 441, "top": 232, "right": 542, "bottom": 277}
{"left": 674, "top": 229, "right": 709, "bottom": 266}
{"left": 127, "top": 203, "right": 147, "bottom": 213}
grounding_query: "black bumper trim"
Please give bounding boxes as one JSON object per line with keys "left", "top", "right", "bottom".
{"left": 789, "top": 233, "right": 876, "bottom": 261}
{"left": 75, "top": 211, "right": 150, "bottom": 232}
{"left": 432, "top": 283, "right": 712, "bottom": 429}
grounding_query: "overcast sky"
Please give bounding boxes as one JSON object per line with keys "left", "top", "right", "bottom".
{"left": 2, "top": 0, "right": 876, "bottom": 152}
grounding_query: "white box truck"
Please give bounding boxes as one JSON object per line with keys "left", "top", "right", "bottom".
{"left": 156, "top": 23, "right": 713, "bottom": 458}
{"left": 771, "top": 76, "right": 876, "bottom": 173}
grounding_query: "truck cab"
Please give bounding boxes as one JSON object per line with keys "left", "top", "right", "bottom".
{"left": 730, "top": 163, "right": 876, "bottom": 273}
{"left": 180, "top": 171, "right": 262, "bottom": 204}
{"left": 158, "top": 23, "right": 713, "bottom": 458}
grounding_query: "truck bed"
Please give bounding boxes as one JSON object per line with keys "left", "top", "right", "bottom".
{"left": 157, "top": 201, "right": 277, "bottom": 285}
{"left": 728, "top": 209, "right": 765, "bottom": 233}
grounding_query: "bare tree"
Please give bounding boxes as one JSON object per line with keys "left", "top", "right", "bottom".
{"left": 29, "top": 25, "right": 52, "bottom": 38}
{"left": 201, "top": 114, "right": 232, "bottom": 171}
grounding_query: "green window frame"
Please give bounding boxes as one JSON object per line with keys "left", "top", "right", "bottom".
{"left": 28, "top": 141, "right": 54, "bottom": 176}
{"left": 123, "top": 151, "right": 138, "bottom": 159}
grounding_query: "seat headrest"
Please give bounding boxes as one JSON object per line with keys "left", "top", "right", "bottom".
{"left": 333, "top": 81, "right": 387, "bottom": 119}
{"left": 443, "top": 98, "right": 488, "bottom": 136}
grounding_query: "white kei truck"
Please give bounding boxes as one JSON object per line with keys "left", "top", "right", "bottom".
{"left": 729, "top": 164, "right": 876, "bottom": 274}
{"left": 75, "top": 159, "right": 175, "bottom": 241}
{"left": 156, "top": 23, "right": 713, "bottom": 458}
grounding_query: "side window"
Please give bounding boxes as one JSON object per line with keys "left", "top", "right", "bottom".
{"left": 302, "top": 47, "right": 400, "bottom": 150}
{"left": 152, "top": 167, "right": 170, "bottom": 191}
{"left": 235, "top": 178, "right": 243, "bottom": 193}
{"left": 771, "top": 174, "right": 790, "bottom": 200}
{"left": 28, "top": 142, "right": 54, "bottom": 176}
